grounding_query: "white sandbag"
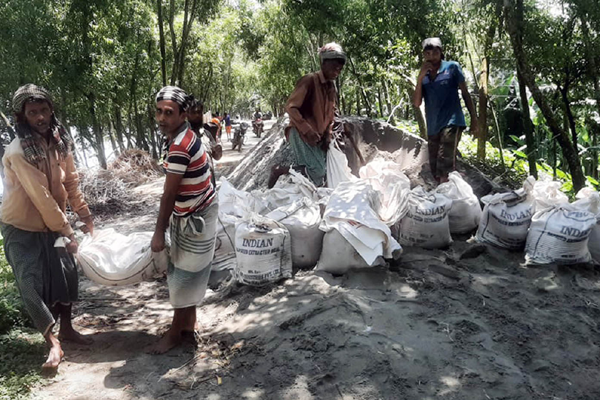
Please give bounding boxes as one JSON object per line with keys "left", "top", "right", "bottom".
{"left": 77, "top": 229, "right": 168, "bottom": 286}
{"left": 573, "top": 188, "right": 600, "bottom": 263}
{"left": 435, "top": 171, "right": 482, "bottom": 234}
{"left": 261, "top": 169, "right": 320, "bottom": 212}
{"left": 316, "top": 229, "right": 382, "bottom": 274}
{"left": 525, "top": 203, "right": 596, "bottom": 265}
{"left": 396, "top": 186, "right": 453, "bottom": 249}
{"left": 532, "top": 179, "right": 569, "bottom": 210}
{"left": 234, "top": 214, "right": 292, "bottom": 286}
{"left": 217, "top": 177, "right": 267, "bottom": 255}
{"left": 359, "top": 158, "right": 411, "bottom": 225}
{"left": 267, "top": 198, "right": 324, "bottom": 269}
{"left": 321, "top": 180, "right": 402, "bottom": 266}
{"left": 476, "top": 177, "right": 535, "bottom": 250}
{"left": 327, "top": 140, "right": 356, "bottom": 189}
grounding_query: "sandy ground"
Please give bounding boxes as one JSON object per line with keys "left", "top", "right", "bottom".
{"left": 31, "top": 122, "right": 600, "bottom": 400}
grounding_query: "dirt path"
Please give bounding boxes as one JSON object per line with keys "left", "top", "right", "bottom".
{"left": 31, "top": 122, "right": 600, "bottom": 400}
{"left": 33, "top": 239, "right": 600, "bottom": 400}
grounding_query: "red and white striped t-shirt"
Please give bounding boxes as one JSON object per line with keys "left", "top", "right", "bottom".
{"left": 163, "top": 124, "right": 216, "bottom": 216}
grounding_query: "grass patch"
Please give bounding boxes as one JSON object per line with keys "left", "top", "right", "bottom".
{"left": 0, "top": 239, "right": 46, "bottom": 399}
{"left": 0, "top": 329, "right": 46, "bottom": 400}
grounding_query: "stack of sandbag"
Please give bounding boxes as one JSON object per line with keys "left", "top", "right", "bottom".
{"left": 77, "top": 229, "right": 168, "bottom": 286}
{"left": 435, "top": 172, "right": 482, "bottom": 234}
{"left": 395, "top": 186, "right": 453, "bottom": 249}
{"left": 317, "top": 180, "right": 402, "bottom": 274}
{"left": 359, "top": 158, "right": 411, "bottom": 225}
{"left": 267, "top": 198, "right": 324, "bottom": 269}
{"left": 563, "top": 188, "right": 600, "bottom": 264}
{"left": 234, "top": 214, "right": 292, "bottom": 285}
{"left": 476, "top": 177, "right": 535, "bottom": 250}
{"left": 525, "top": 182, "right": 595, "bottom": 265}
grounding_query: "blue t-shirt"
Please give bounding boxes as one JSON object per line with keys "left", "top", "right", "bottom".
{"left": 422, "top": 60, "right": 466, "bottom": 136}
{"left": 225, "top": 115, "right": 231, "bottom": 126}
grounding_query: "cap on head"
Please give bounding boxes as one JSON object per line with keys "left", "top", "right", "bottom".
{"left": 422, "top": 37, "right": 443, "bottom": 51}
{"left": 12, "top": 84, "right": 53, "bottom": 113}
{"left": 319, "top": 42, "right": 347, "bottom": 65}
{"left": 155, "top": 86, "right": 191, "bottom": 111}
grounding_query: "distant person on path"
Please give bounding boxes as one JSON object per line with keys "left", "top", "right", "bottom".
{"left": 1, "top": 84, "right": 94, "bottom": 371}
{"left": 277, "top": 42, "right": 346, "bottom": 187}
{"left": 187, "top": 98, "right": 222, "bottom": 186}
{"left": 413, "top": 37, "right": 478, "bottom": 183}
{"left": 151, "top": 86, "right": 218, "bottom": 354}
{"left": 224, "top": 113, "right": 232, "bottom": 141}
{"left": 210, "top": 112, "right": 222, "bottom": 142}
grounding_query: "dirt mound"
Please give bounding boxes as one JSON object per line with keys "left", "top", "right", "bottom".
{"left": 227, "top": 117, "right": 503, "bottom": 198}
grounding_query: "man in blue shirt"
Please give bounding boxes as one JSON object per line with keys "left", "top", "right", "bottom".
{"left": 413, "top": 37, "right": 478, "bottom": 183}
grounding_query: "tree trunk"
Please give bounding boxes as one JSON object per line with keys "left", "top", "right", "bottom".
{"left": 87, "top": 93, "right": 107, "bottom": 169}
{"left": 377, "top": 86, "right": 384, "bottom": 118}
{"left": 401, "top": 73, "right": 427, "bottom": 139}
{"left": 504, "top": 0, "right": 585, "bottom": 191}
{"left": 77, "top": 125, "right": 89, "bottom": 168}
{"left": 559, "top": 84, "right": 578, "bottom": 150}
{"left": 147, "top": 103, "right": 159, "bottom": 159}
{"left": 477, "top": 56, "right": 489, "bottom": 160}
{"left": 382, "top": 79, "right": 393, "bottom": 124}
{"left": 517, "top": 68, "right": 537, "bottom": 178}
{"left": 107, "top": 120, "right": 119, "bottom": 159}
{"left": 157, "top": 0, "right": 167, "bottom": 86}
{"left": 113, "top": 105, "right": 127, "bottom": 153}
{"left": 580, "top": 17, "right": 600, "bottom": 133}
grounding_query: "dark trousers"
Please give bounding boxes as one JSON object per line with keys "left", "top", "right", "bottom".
{"left": 427, "top": 126, "right": 464, "bottom": 181}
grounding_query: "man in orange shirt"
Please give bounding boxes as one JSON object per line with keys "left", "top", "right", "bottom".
{"left": 1, "top": 84, "right": 94, "bottom": 371}
{"left": 281, "top": 42, "right": 346, "bottom": 186}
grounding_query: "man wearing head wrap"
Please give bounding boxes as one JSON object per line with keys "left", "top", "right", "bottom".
{"left": 186, "top": 97, "right": 222, "bottom": 187}
{"left": 150, "top": 86, "right": 218, "bottom": 354}
{"left": 413, "top": 37, "right": 478, "bottom": 183}
{"left": 1, "top": 83, "right": 94, "bottom": 371}
{"left": 277, "top": 42, "right": 346, "bottom": 187}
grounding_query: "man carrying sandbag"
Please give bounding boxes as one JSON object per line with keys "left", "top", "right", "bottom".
{"left": 150, "top": 86, "right": 218, "bottom": 354}
{"left": 1, "top": 84, "right": 94, "bottom": 371}
{"left": 269, "top": 42, "right": 346, "bottom": 187}
{"left": 413, "top": 37, "right": 478, "bottom": 183}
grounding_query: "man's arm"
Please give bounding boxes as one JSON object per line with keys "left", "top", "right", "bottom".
{"left": 151, "top": 172, "right": 184, "bottom": 252}
{"left": 285, "top": 75, "right": 319, "bottom": 145}
{"left": 413, "top": 62, "right": 433, "bottom": 107}
{"left": 63, "top": 152, "right": 94, "bottom": 234}
{"left": 459, "top": 81, "right": 479, "bottom": 136}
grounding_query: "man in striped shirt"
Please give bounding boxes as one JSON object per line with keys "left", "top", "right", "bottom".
{"left": 150, "top": 86, "right": 218, "bottom": 354}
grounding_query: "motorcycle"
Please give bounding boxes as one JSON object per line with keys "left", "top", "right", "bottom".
{"left": 232, "top": 122, "right": 249, "bottom": 152}
{"left": 252, "top": 118, "right": 264, "bottom": 138}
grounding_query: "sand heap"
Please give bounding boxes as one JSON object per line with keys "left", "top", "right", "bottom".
{"left": 227, "top": 116, "right": 503, "bottom": 198}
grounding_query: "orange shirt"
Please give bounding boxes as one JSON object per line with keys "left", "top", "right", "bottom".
{"left": 285, "top": 71, "right": 337, "bottom": 144}
{"left": 1, "top": 136, "right": 90, "bottom": 236}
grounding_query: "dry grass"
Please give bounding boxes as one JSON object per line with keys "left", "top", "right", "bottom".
{"left": 79, "top": 149, "right": 163, "bottom": 217}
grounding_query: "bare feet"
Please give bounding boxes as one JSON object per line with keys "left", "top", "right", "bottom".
{"left": 42, "top": 344, "right": 64, "bottom": 372}
{"left": 149, "top": 328, "right": 182, "bottom": 354}
{"left": 58, "top": 326, "right": 94, "bottom": 345}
